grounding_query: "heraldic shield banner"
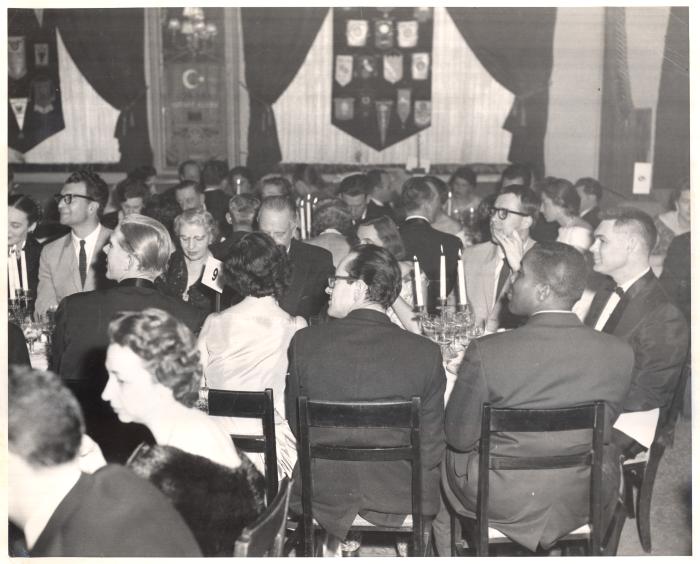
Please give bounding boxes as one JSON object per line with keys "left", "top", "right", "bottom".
{"left": 332, "top": 7, "right": 433, "bottom": 151}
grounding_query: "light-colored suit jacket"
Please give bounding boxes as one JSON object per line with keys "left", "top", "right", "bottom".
{"left": 463, "top": 238, "right": 535, "bottom": 323}
{"left": 35, "top": 225, "right": 112, "bottom": 317}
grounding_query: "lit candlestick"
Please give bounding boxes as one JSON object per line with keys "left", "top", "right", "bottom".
{"left": 9, "top": 247, "right": 20, "bottom": 296}
{"left": 457, "top": 248, "right": 467, "bottom": 305}
{"left": 20, "top": 248, "right": 28, "bottom": 291}
{"left": 439, "top": 245, "right": 446, "bottom": 300}
{"left": 298, "top": 199, "right": 306, "bottom": 240}
{"left": 413, "top": 256, "right": 424, "bottom": 308}
{"left": 235, "top": 177, "right": 241, "bottom": 195}
{"left": 305, "top": 194, "right": 312, "bottom": 238}
{"left": 8, "top": 250, "right": 17, "bottom": 298}
{"left": 447, "top": 190, "right": 453, "bottom": 217}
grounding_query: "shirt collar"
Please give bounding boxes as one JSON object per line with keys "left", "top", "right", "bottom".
{"left": 70, "top": 223, "right": 101, "bottom": 246}
{"left": 531, "top": 309, "right": 576, "bottom": 316}
{"left": 369, "top": 196, "right": 384, "bottom": 207}
{"left": 405, "top": 214, "right": 430, "bottom": 222}
{"left": 320, "top": 228, "right": 342, "bottom": 235}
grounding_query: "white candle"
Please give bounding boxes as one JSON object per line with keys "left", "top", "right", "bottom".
{"left": 305, "top": 194, "right": 312, "bottom": 238}
{"left": 439, "top": 245, "right": 446, "bottom": 300}
{"left": 9, "top": 247, "right": 20, "bottom": 296}
{"left": 299, "top": 200, "right": 306, "bottom": 240}
{"left": 8, "top": 250, "right": 17, "bottom": 298}
{"left": 413, "top": 256, "right": 424, "bottom": 308}
{"left": 447, "top": 190, "right": 453, "bottom": 216}
{"left": 20, "top": 249, "right": 29, "bottom": 291}
{"left": 235, "top": 177, "right": 241, "bottom": 195}
{"left": 457, "top": 248, "right": 467, "bottom": 305}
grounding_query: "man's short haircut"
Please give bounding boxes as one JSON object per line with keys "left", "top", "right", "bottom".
{"left": 9, "top": 366, "right": 84, "bottom": 467}
{"left": 117, "top": 214, "right": 175, "bottom": 275}
{"left": 526, "top": 241, "right": 587, "bottom": 307}
{"left": 258, "top": 194, "right": 297, "bottom": 223}
{"left": 201, "top": 159, "right": 229, "bottom": 187}
{"left": 338, "top": 173, "right": 371, "bottom": 197}
{"left": 109, "top": 308, "right": 202, "bottom": 407}
{"left": 574, "top": 177, "right": 603, "bottom": 202}
{"left": 114, "top": 177, "right": 148, "bottom": 205}
{"left": 225, "top": 232, "right": 291, "bottom": 300}
{"left": 228, "top": 194, "right": 261, "bottom": 221}
{"left": 359, "top": 215, "right": 407, "bottom": 260}
{"left": 128, "top": 165, "right": 157, "bottom": 182}
{"left": 501, "top": 163, "right": 532, "bottom": 189}
{"left": 258, "top": 176, "right": 292, "bottom": 198}
{"left": 345, "top": 244, "right": 402, "bottom": 309}
{"left": 64, "top": 169, "right": 109, "bottom": 216}
{"left": 401, "top": 176, "right": 437, "bottom": 213}
{"left": 538, "top": 177, "right": 580, "bottom": 217}
{"left": 178, "top": 159, "right": 200, "bottom": 179}
{"left": 424, "top": 175, "right": 450, "bottom": 205}
{"left": 449, "top": 166, "right": 477, "bottom": 188}
{"left": 228, "top": 165, "right": 254, "bottom": 184}
{"left": 600, "top": 207, "right": 658, "bottom": 255}
{"left": 174, "top": 180, "right": 204, "bottom": 194}
{"left": 499, "top": 184, "right": 541, "bottom": 218}
{"left": 312, "top": 198, "right": 354, "bottom": 237}
{"left": 366, "top": 169, "right": 389, "bottom": 192}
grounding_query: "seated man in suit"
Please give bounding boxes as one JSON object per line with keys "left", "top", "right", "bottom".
{"left": 575, "top": 177, "right": 604, "bottom": 230}
{"left": 52, "top": 214, "right": 206, "bottom": 462}
{"left": 257, "top": 195, "right": 334, "bottom": 321}
{"left": 434, "top": 242, "right": 635, "bottom": 554}
{"left": 286, "top": 244, "right": 446, "bottom": 555}
{"left": 462, "top": 184, "right": 539, "bottom": 329}
{"left": 365, "top": 169, "right": 397, "bottom": 222}
{"left": 338, "top": 173, "right": 372, "bottom": 225}
{"left": 36, "top": 169, "right": 113, "bottom": 318}
{"left": 585, "top": 207, "right": 689, "bottom": 457}
{"left": 8, "top": 365, "right": 202, "bottom": 557}
{"left": 399, "top": 176, "right": 462, "bottom": 312}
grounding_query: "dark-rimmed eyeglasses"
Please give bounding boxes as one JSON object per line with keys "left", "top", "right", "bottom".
{"left": 54, "top": 193, "right": 96, "bottom": 205}
{"left": 489, "top": 206, "right": 529, "bottom": 220}
{"left": 327, "top": 276, "right": 357, "bottom": 289}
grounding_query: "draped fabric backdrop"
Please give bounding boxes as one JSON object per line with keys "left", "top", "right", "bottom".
{"left": 55, "top": 9, "right": 153, "bottom": 169}
{"left": 241, "top": 7, "right": 328, "bottom": 179}
{"left": 446, "top": 7, "right": 556, "bottom": 179}
{"left": 653, "top": 7, "right": 689, "bottom": 191}
{"left": 274, "top": 8, "right": 514, "bottom": 167}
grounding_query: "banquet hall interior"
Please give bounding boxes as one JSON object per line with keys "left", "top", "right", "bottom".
{"left": 6, "top": 6, "right": 692, "bottom": 558}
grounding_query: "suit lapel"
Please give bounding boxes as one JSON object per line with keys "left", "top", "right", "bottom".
{"left": 584, "top": 276, "right": 616, "bottom": 327}
{"left": 608, "top": 271, "right": 657, "bottom": 337}
{"left": 58, "top": 234, "right": 82, "bottom": 294}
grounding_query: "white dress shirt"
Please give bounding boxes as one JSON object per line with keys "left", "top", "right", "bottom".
{"left": 70, "top": 224, "right": 103, "bottom": 267}
{"left": 594, "top": 268, "right": 650, "bottom": 331}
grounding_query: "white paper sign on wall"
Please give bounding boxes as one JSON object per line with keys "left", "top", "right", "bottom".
{"left": 632, "top": 162, "right": 652, "bottom": 195}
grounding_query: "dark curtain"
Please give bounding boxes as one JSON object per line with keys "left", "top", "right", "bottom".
{"left": 54, "top": 8, "right": 153, "bottom": 170}
{"left": 598, "top": 8, "right": 636, "bottom": 197}
{"left": 241, "top": 8, "right": 327, "bottom": 180}
{"left": 653, "top": 7, "right": 689, "bottom": 191}
{"left": 446, "top": 8, "right": 556, "bottom": 179}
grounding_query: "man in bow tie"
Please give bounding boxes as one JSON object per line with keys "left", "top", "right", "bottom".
{"left": 585, "top": 207, "right": 688, "bottom": 457}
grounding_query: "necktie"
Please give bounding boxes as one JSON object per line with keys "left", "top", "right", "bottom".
{"left": 79, "top": 240, "right": 87, "bottom": 288}
{"left": 495, "top": 258, "right": 511, "bottom": 301}
{"left": 602, "top": 287, "right": 626, "bottom": 333}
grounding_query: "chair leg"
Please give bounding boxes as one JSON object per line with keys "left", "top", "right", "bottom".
{"left": 623, "top": 469, "right": 637, "bottom": 518}
{"left": 601, "top": 501, "right": 627, "bottom": 556}
{"left": 450, "top": 514, "right": 456, "bottom": 557}
{"left": 636, "top": 447, "right": 664, "bottom": 553}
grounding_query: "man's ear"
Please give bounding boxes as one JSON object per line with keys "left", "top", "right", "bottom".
{"left": 535, "top": 283, "right": 550, "bottom": 302}
{"left": 225, "top": 212, "right": 233, "bottom": 225}
{"left": 353, "top": 278, "right": 368, "bottom": 301}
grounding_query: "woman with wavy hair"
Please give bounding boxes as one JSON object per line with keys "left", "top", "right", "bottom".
{"left": 197, "top": 232, "right": 306, "bottom": 475}
{"left": 539, "top": 177, "right": 593, "bottom": 252}
{"left": 100, "top": 307, "right": 264, "bottom": 556}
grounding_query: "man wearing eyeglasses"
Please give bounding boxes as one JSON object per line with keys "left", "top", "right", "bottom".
{"left": 36, "top": 170, "right": 113, "bottom": 318}
{"left": 461, "top": 185, "right": 540, "bottom": 330}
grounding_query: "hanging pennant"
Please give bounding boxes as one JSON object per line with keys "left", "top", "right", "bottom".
{"left": 34, "top": 43, "right": 49, "bottom": 67}
{"left": 375, "top": 100, "right": 394, "bottom": 147}
{"left": 335, "top": 55, "right": 353, "bottom": 87}
{"left": 8, "top": 36, "right": 27, "bottom": 80}
{"left": 334, "top": 97, "right": 355, "bottom": 121}
{"left": 10, "top": 98, "right": 28, "bottom": 131}
{"left": 32, "top": 77, "right": 57, "bottom": 114}
{"left": 374, "top": 19, "right": 394, "bottom": 50}
{"left": 356, "top": 55, "right": 379, "bottom": 80}
{"left": 397, "top": 21, "right": 418, "bottom": 49}
{"left": 358, "top": 92, "right": 373, "bottom": 121}
{"left": 346, "top": 19, "right": 368, "bottom": 47}
{"left": 383, "top": 54, "right": 403, "bottom": 84}
{"left": 396, "top": 88, "right": 411, "bottom": 128}
{"left": 414, "top": 100, "right": 431, "bottom": 127}
{"left": 411, "top": 53, "right": 430, "bottom": 80}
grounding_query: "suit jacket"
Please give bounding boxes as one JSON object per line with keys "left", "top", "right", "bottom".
{"left": 399, "top": 217, "right": 462, "bottom": 312}
{"left": 584, "top": 270, "right": 689, "bottom": 418}
{"left": 286, "top": 309, "right": 446, "bottom": 539}
{"left": 52, "top": 278, "right": 206, "bottom": 462}
{"left": 35, "top": 225, "right": 113, "bottom": 317}
{"left": 581, "top": 206, "right": 601, "bottom": 230}
{"left": 306, "top": 231, "right": 351, "bottom": 266}
{"left": 444, "top": 312, "right": 635, "bottom": 551}
{"left": 659, "top": 232, "right": 690, "bottom": 322}
{"left": 462, "top": 238, "right": 535, "bottom": 324}
{"left": 365, "top": 199, "right": 397, "bottom": 223}
{"left": 204, "top": 188, "right": 231, "bottom": 234}
{"left": 280, "top": 238, "right": 334, "bottom": 321}
{"left": 8, "top": 321, "right": 30, "bottom": 366}
{"left": 30, "top": 465, "right": 202, "bottom": 557}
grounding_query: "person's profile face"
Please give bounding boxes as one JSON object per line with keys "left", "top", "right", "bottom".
{"left": 175, "top": 186, "right": 203, "bottom": 211}
{"left": 450, "top": 177, "right": 474, "bottom": 197}
{"left": 590, "top": 220, "right": 628, "bottom": 277}
{"left": 677, "top": 190, "right": 691, "bottom": 224}
{"left": 8, "top": 207, "right": 31, "bottom": 249}
{"left": 540, "top": 194, "right": 558, "bottom": 223}
{"left": 356, "top": 224, "right": 383, "bottom": 247}
{"left": 58, "top": 182, "right": 94, "bottom": 228}
{"left": 327, "top": 254, "right": 358, "bottom": 319}
{"left": 342, "top": 193, "right": 368, "bottom": 221}
{"left": 507, "top": 253, "right": 538, "bottom": 316}
{"left": 258, "top": 208, "right": 295, "bottom": 248}
{"left": 103, "top": 231, "right": 132, "bottom": 281}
